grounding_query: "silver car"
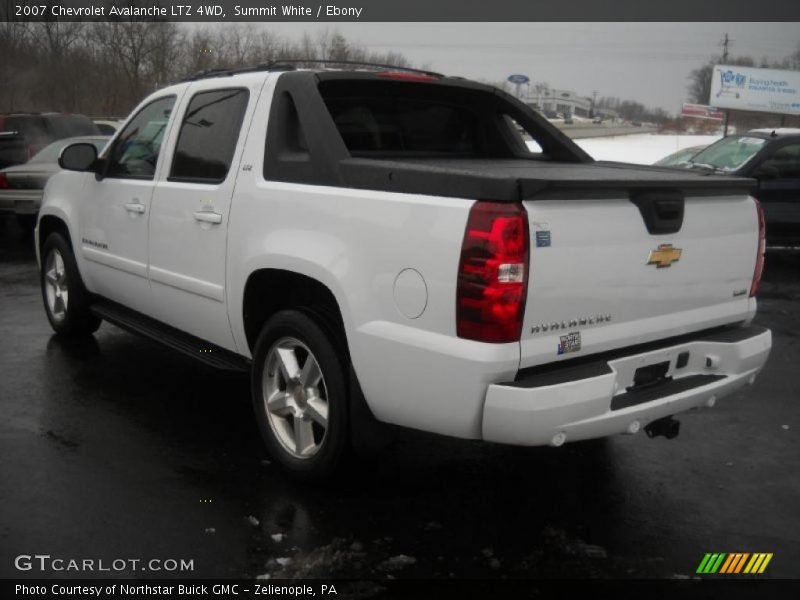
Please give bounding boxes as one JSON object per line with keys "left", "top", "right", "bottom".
{"left": 0, "top": 135, "right": 109, "bottom": 230}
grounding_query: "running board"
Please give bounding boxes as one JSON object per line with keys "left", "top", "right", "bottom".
{"left": 91, "top": 300, "right": 251, "bottom": 373}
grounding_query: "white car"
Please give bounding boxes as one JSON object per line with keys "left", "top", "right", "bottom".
{"left": 0, "top": 136, "right": 109, "bottom": 230}
{"left": 35, "top": 64, "right": 771, "bottom": 479}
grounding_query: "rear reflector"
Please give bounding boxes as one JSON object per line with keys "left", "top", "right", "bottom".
{"left": 0, "top": 173, "right": 8, "bottom": 189}
{"left": 750, "top": 198, "right": 766, "bottom": 297}
{"left": 457, "top": 201, "right": 529, "bottom": 343}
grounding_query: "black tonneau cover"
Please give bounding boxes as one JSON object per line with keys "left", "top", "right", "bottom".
{"left": 265, "top": 71, "right": 754, "bottom": 202}
{"left": 338, "top": 158, "right": 756, "bottom": 201}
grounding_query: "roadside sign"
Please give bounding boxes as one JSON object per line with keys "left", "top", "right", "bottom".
{"left": 507, "top": 74, "right": 530, "bottom": 85}
{"left": 681, "top": 103, "right": 725, "bottom": 121}
{"left": 710, "top": 65, "right": 800, "bottom": 116}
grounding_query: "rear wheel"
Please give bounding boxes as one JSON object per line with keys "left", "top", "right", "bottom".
{"left": 251, "top": 310, "right": 349, "bottom": 481}
{"left": 41, "top": 233, "right": 101, "bottom": 336}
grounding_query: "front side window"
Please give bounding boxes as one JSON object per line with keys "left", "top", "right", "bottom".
{"left": 106, "top": 96, "right": 176, "bottom": 180}
{"left": 169, "top": 88, "right": 249, "bottom": 183}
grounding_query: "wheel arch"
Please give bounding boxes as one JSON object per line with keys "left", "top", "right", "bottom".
{"left": 38, "top": 214, "right": 73, "bottom": 251}
{"left": 242, "top": 268, "right": 349, "bottom": 358}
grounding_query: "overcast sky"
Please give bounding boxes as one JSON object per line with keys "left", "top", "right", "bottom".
{"left": 228, "top": 22, "right": 799, "bottom": 112}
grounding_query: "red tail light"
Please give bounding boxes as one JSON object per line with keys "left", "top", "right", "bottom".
{"left": 376, "top": 71, "right": 439, "bottom": 82}
{"left": 750, "top": 198, "right": 766, "bottom": 297}
{"left": 0, "top": 173, "right": 9, "bottom": 189}
{"left": 457, "top": 201, "right": 529, "bottom": 343}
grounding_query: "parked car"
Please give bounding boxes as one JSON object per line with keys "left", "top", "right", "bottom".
{"left": 0, "top": 135, "right": 109, "bottom": 230}
{"left": 671, "top": 129, "right": 800, "bottom": 246}
{"left": 37, "top": 64, "right": 770, "bottom": 480}
{"left": 653, "top": 144, "right": 707, "bottom": 167}
{"left": 0, "top": 113, "right": 100, "bottom": 170}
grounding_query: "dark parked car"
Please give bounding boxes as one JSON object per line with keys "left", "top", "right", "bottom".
{"left": 0, "top": 113, "right": 100, "bottom": 170}
{"left": 674, "top": 128, "right": 800, "bottom": 246}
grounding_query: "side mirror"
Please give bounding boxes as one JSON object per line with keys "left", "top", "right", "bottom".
{"left": 58, "top": 143, "right": 98, "bottom": 172}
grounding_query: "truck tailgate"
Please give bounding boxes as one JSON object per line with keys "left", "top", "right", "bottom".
{"left": 519, "top": 193, "right": 759, "bottom": 368}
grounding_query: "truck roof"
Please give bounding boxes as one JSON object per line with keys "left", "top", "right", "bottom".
{"left": 180, "top": 60, "right": 444, "bottom": 83}
{"left": 746, "top": 128, "right": 800, "bottom": 137}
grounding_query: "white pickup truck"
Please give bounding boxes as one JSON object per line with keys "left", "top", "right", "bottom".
{"left": 35, "top": 64, "right": 771, "bottom": 479}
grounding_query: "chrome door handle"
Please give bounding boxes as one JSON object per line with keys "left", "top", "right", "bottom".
{"left": 193, "top": 210, "right": 222, "bottom": 225}
{"left": 124, "top": 202, "right": 146, "bottom": 214}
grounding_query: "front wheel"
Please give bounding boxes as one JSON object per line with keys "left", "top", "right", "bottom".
{"left": 251, "top": 310, "right": 349, "bottom": 481}
{"left": 41, "top": 233, "right": 101, "bottom": 336}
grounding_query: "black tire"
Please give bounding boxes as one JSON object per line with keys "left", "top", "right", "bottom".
{"left": 40, "top": 233, "right": 101, "bottom": 336}
{"left": 251, "top": 310, "right": 349, "bottom": 481}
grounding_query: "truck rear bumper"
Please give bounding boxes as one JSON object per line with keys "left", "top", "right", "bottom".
{"left": 482, "top": 325, "right": 771, "bottom": 446}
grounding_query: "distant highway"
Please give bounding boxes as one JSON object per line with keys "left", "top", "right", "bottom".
{"left": 556, "top": 124, "right": 659, "bottom": 139}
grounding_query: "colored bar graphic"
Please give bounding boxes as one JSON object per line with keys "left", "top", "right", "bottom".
{"left": 744, "top": 554, "right": 760, "bottom": 574}
{"left": 700, "top": 553, "right": 720, "bottom": 573}
{"left": 719, "top": 554, "right": 736, "bottom": 573}
{"left": 711, "top": 553, "right": 726, "bottom": 573}
{"left": 699, "top": 552, "right": 773, "bottom": 574}
{"left": 697, "top": 553, "right": 713, "bottom": 574}
{"left": 733, "top": 553, "right": 750, "bottom": 573}
{"left": 758, "top": 553, "right": 773, "bottom": 574}
{"left": 719, "top": 553, "right": 738, "bottom": 574}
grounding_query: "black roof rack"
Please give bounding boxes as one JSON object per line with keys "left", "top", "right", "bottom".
{"left": 263, "top": 59, "right": 443, "bottom": 77}
{"left": 181, "top": 59, "right": 443, "bottom": 82}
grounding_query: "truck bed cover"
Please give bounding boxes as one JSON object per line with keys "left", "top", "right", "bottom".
{"left": 338, "top": 157, "right": 755, "bottom": 201}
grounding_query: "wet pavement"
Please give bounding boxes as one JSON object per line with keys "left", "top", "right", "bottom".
{"left": 1, "top": 215, "right": 798, "bottom": 580}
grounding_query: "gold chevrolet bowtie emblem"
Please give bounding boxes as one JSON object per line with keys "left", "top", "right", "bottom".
{"left": 647, "top": 244, "right": 682, "bottom": 268}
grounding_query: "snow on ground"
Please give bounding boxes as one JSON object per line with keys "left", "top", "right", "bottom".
{"left": 574, "top": 134, "right": 721, "bottom": 165}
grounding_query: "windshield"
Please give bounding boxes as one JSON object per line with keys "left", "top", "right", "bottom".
{"left": 689, "top": 135, "right": 766, "bottom": 171}
{"left": 29, "top": 138, "right": 108, "bottom": 164}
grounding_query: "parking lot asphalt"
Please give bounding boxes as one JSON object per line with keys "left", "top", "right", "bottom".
{"left": 1, "top": 215, "right": 798, "bottom": 581}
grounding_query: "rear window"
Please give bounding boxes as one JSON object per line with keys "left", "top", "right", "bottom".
{"left": 46, "top": 115, "right": 100, "bottom": 138}
{"left": 4, "top": 116, "right": 49, "bottom": 144}
{"left": 318, "top": 80, "right": 523, "bottom": 159}
{"left": 0, "top": 117, "right": 49, "bottom": 168}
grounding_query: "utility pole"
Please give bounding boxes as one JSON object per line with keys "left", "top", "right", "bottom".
{"left": 591, "top": 90, "right": 598, "bottom": 118}
{"left": 721, "top": 33, "right": 731, "bottom": 137}
{"left": 721, "top": 33, "right": 730, "bottom": 63}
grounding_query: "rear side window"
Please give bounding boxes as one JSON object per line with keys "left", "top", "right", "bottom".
{"left": 318, "top": 80, "right": 525, "bottom": 159}
{"left": 170, "top": 88, "right": 249, "bottom": 183}
{"left": 325, "top": 95, "right": 480, "bottom": 156}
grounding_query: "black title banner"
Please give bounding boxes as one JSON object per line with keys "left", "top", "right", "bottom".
{"left": 5, "top": 579, "right": 800, "bottom": 599}
{"left": 2, "top": 0, "right": 800, "bottom": 22}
